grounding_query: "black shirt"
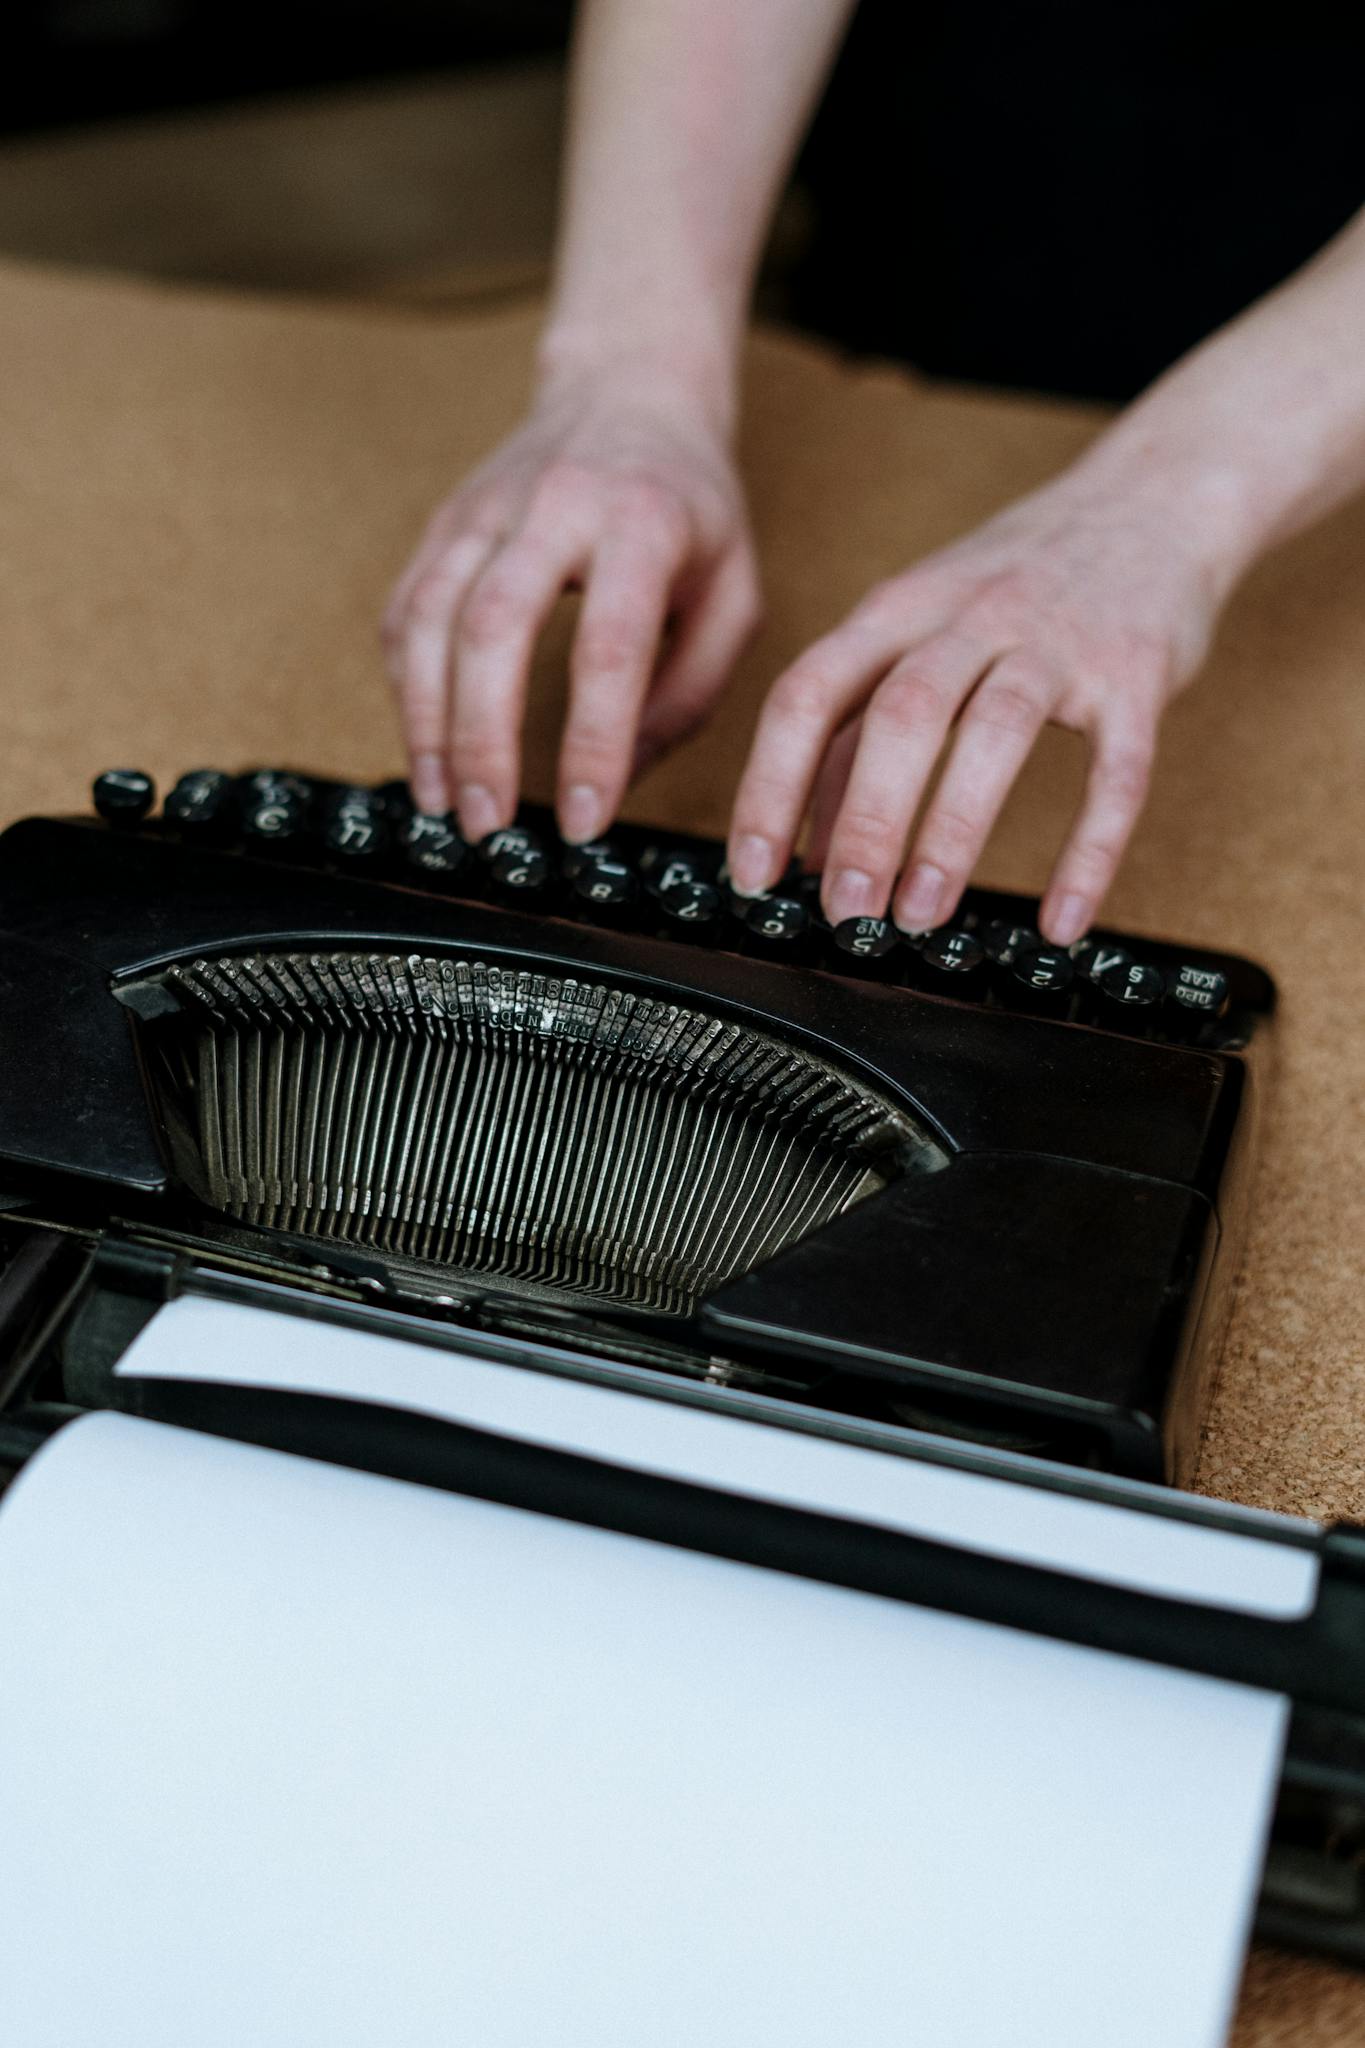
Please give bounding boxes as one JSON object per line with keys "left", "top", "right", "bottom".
{"left": 792, "top": 1, "right": 1365, "bottom": 400}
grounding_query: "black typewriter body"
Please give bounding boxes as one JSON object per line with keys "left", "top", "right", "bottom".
{"left": 7, "top": 769, "right": 1365, "bottom": 1972}
{"left": 0, "top": 767, "right": 1274, "bottom": 1484}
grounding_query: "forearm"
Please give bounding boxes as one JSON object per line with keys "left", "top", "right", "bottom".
{"left": 540, "top": 0, "right": 856, "bottom": 428}
{"left": 1074, "top": 203, "right": 1365, "bottom": 589}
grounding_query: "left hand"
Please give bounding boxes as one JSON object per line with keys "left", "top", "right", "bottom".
{"left": 725, "top": 463, "right": 1235, "bottom": 945}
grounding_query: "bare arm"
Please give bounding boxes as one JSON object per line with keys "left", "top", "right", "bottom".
{"left": 729, "top": 202, "right": 1365, "bottom": 944}
{"left": 545, "top": 0, "right": 856, "bottom": 419}
{"left": 1091, "top": 206, "right": 1365, "bottom": 560}
{"left": 385, "top": 0, "right": 855, "bottom": 840}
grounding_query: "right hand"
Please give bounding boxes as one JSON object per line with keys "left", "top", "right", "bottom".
{"left": 382, "top": 361, "right": 762, "bottom": 845}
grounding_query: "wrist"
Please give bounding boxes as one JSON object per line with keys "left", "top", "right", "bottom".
{"left": 535, "top": 309, "right": 741, "bottom": 440}
{"left": 1069, "top": 407, "right": 1278, "bottom": 601}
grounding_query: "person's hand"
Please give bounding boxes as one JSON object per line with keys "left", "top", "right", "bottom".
{"left": 726, "top": 464, "right": 1238, "bottom": 945}
{"left": 383, "top": 362, "right": 761, "bottom": 845}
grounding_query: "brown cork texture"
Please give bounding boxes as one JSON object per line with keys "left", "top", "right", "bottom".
{"left": 0, "top": 259, "right": 1361, "bottom": 2044}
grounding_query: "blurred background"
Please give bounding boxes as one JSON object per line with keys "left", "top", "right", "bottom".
{"left": 2, "top": 0, "right": 1362, "bottom": 399}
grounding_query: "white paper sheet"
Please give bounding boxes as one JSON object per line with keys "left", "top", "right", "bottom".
{"left": 0, "top": 1410, "right": 1283, "bottom": 2048}
{"left": 119, "top": 1294, "right": 1320, "bottom": 1617}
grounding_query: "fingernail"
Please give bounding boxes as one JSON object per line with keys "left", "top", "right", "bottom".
{"left": 457, "top": 782, "right": 500, "bottom": 842}
{"left": 411, "top": 754, "right": 448, "bottom": 816}
{"left": 728, "top": 833, "right": 778, "bottom": 897}
{"left": 560, "top": 783, "right": 605, "bottom": 844}
{"left": 896, "top": 862, "right": 946, "bottom": 932}
{"left": 826, "top": 867, "right": 878, "bottom": 922}
{"left": 1047, "top": 892, "right": 1092, "bottom": 947}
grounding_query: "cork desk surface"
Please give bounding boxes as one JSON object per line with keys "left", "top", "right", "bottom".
{"left": 0, "top": 259, "right": 1361, "bottom": 2046}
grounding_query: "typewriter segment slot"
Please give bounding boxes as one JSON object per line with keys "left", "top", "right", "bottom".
{"left": 126, "top": 952, "right": 936, "bottom": 1316}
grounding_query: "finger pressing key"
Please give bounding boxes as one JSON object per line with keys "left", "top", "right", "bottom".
{"left": 894, "top": 655, "right": 1051, "bottom": 933}
{"left": 726, "top": 617, "right": 907, "bottom": 900}
{"left": 391, "top": 530, "right": 500, "bottom": 814}
{"left": 558, "top": 527, "right": 687, "bottom": 843}
{"left": 1039, "top": 714, "right": 1155, "bottom": 947}
{"left": 448, "top": 529, "right": 590, "bottom": 842}
{"left": 820, "top": 630, "right": 992, "bottom": 924}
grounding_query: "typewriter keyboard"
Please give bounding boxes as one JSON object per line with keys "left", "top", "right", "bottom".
{"left": 92, "top": 768, "right": 1251, "bottom": 1048}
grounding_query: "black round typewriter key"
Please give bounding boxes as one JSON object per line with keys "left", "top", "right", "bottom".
{"left": 572, "top": 855, "right": 639, "bottom": 917}
{"left": 1007, "top": 943, "right": 1076, "bottom": 1015}
{"left": 163, "top": 768, "right": 233, "bottom": 835}
{"left": 658, "top": 877, "right": 723, "bottom": 939}
{"left": 915, "top": 927, "right": 987, "bottom": 996}
{"left": 325, "top": 785, "right": 384, "bottom": 816}
{"left": 240, "top": 788, "right": 308, "bottom": 848}
{"left": 477, "top": 823, "right": 541, "bottom": 867}
{"left": 830, "top": 915, "right": 901, "bottom": 978}
{"left": 400, "top": 810, "right": 467, "bottom": 878}
{"left": 92, "top": 769, "right": 155, "bottom": 826}
{"left": 981, "top": 918, "right": 1039, "bottom": 967}
{"left": 742, "top": 893, "right": 812, "bottom": 960}
{"left": 1165, "top": 963, "right": 1230, "bottom": 1031}
{"left": 323, "top": 790, "right": 389, "bottom": 862}
{"left": 644, "top": 848, "right": 709, "bottom": 898}
{"left": 375, "top": 778, "right": 417, "bottom": 840}
{"left": 375, "top": 777, "right": 415, "bottom": 818}
{"left": 242, "top": 769, "right": 312, "bottom": 805}
{"left": 1093, "top": 956, "right": 1166, "bottom": 1025}
{"left": 1071, "top": 937, "right": 1132, "bottom": 985}
{"left": 561, "top": 835, "right": 619, "bottom": 881}
{"left": 492, "top": 844, "right": 552, "bottom": 897}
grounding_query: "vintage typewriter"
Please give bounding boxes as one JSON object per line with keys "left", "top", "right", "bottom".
{"left": 0, "top": 765, "right": 1362, "bottom": 1967}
